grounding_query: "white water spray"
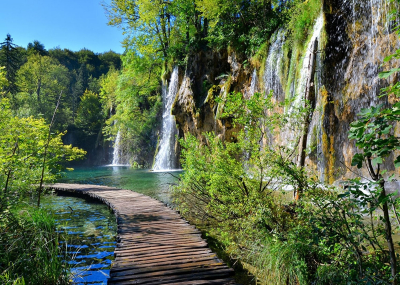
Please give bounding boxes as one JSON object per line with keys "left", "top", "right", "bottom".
{"left": 246, "top": 69, "right": 258, "bottom": 99}
{"left": 264, "top": 29, "right": 285, "bottom": 100}
{"left": 153, "top": 67, "right": 179, "bottom": 171}
{"left": 110, "top": 129, "right": 129, "bottom": 166}
{"left": 293, "top": 13, "right": 324, "bottom": 109}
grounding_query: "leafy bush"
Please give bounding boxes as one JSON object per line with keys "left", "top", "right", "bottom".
{"left": 287, "top": 0, "right": 322, "bottom": 47}
{"left": 173, "top": 91, "right": 400, "bottom": 284}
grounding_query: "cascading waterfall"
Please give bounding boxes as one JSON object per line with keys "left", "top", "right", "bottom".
{"left": 111, "top": 130, "right": 126, "bottom": 166}
{"left": 277, "top": 13, "right": 324, "bottom": 150}
{"left": 343, "top": 0, "right": 398, "bottom": 108}
{"left": 293, "top": 13, "right": 324, "bottom": 109}
{"left": 246, "top": 69, "right": 258, "bottom": 99}
{"left": 153, "top": 67, "right": 179, "bottom": 171}
{"left": 264, "top": 29, "right": 285, "bottom": 100}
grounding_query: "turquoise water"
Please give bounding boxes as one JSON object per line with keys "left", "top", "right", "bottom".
{"left": 60, "top": 166, "right": 182, "bottom": 204}
{"left": 44, "top": 166, "right": 181, "bottom": 284}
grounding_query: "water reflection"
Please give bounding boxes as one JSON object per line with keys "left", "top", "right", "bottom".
{"left": 60, "top": 166, "right": 182, "bottom": 204}
{"left": 41, "top": 195, "right": 117, "bottom": 285}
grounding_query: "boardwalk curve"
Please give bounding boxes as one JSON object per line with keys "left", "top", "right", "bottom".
{"left": 45, "top": 183, "right": 235, "bottom": 285}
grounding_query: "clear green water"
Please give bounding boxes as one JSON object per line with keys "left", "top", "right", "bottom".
{"left": 42, "top": 166, "right": 181, "bottom": 284}
{"left": 60, "top": 166, "right": 182, "bottom": 204}
{"left": 41, "top": 195, "right": 117, "bottom": 285}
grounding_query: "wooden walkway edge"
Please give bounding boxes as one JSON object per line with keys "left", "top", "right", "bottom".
{"left": 45, "top": 183, "right": 235, "bottom": 285}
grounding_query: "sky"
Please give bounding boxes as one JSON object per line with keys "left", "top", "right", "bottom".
{"left": 0, "top": 0, "right": 125, "bottom": 54}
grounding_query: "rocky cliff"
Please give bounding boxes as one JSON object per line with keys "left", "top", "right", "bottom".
{"left": 169, "top": 0, "right": 400, "bottom": 184}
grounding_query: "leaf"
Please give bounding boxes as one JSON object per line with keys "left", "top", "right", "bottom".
{"left": 381, "top": 125, "right": 392, "bottom": 134}
{"left": 395, "top": 156, "right": 400, "bottom": 168}
{"left": 372, "top": 157, "right": 383, "bottom": 165}
{"left": 338, "top": 192, "right": 350, "bottom": 198}
{"left": 383, "top": 54, "right": 395, "bottom": 62}
{"left": 379, "top": 68, "right": 400, "bottom": 79}
{"left": 352, "top": 153, "right": 364, "bottom": 169}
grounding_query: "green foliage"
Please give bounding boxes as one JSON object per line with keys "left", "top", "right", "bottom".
{"left": 16, "top": 54, "right": 72, "bottom": 131}
{"left": 174, "top": 90, "right": 399, "bottom": 284}
{"left": 101, "top": 50, "right": 162, "bottom": 167}
{"left": 105, "top": 0, "right": 292, "bottom": 60}
{"left": 286, "top": 0, "right": 322, "bottom": 47}
{"left": 200, "top": 0, "right": 288, "bottom": 56}
{"left": 346, "top": 41, "right": 400, "bottom": 282}
{"left": 0, "top": 98, "right": 86, "bottom": 211}
{"left": 0, "top": 34, "right": 123, "bottom": 162}
{"left": 0, "top": 207, "right": 69, "bottom": 284}
{"left": 0, "top": 66, "right": 6, "bottom": 97}
{"left": 105, "top": 0, "right": 172, "bottom": 58}
{"left": 75, "top": 90, "right": 104, "bottom": 136}
{"left": 349, "top": 103, "right": 400, "bottom": 169}
{"left": 174, "top": 91, "right": 313, "bottom": 281}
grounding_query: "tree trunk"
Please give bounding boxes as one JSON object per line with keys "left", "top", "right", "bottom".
{"left": 380, "top": 180, "right": 397, "bottom": 284}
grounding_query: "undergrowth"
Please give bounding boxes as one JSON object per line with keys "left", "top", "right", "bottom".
{"left": 0, "top": 206, "right": 69, "bottom": 285}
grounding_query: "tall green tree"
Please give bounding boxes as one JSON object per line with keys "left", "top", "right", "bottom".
{"left": 0, "top": 34, "right": 21, "bottom": 98}
{"left": 16, "top": 54, "right": 71, "bottom": 131}
{"left": 0, "top": 98, "right": 85, "bottom": 211}
{"left": 27, "top": 40, "right": 48, "bottom": 56}
{"left": 104, "top": 0, "right": 174, "bottom": 58}
{"left": 75, "top": 90, "right": 104, "bottom": 136}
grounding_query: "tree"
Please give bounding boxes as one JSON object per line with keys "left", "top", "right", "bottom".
{"left": 27, "top": 40, "right": 48, "bottom": 56}
{"left": 16, "top": 54, "right": 71, "bottom": 130}
{"left": 104, "top": 0, "right": 174, "bottom": 58}
{"left": 100, "top": 50, "right": 162, "bottom": 166}
{"left": 348, "top": 104, "right": 400, "bottom": 284}
{"left": 0, "top": 98, "right": 85, "bottom": 211}
{"left": 0, "top": 34, "right": 21, "bottom": 98}
{"left": 75, "top": 90, "right": 104, "bottom": 136}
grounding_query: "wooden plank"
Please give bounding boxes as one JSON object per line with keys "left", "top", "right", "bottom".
{"left": 110, "top": 260, "right": 225, "bottom": 277}
{"left": 108, "top": 265, "right": 232, "bottom": 282}
{"left": 111, "top": 255, "right": 219, "bottom": 271}
{"left": 44, "top": 183, "right": 235, "bottom": 285}
{"left": 114, "top": 247, "right": 213, "bottom": 258}
{"left": 164, "top": 278, "right": 236, "bottom": 285}
{"left": 112, "top": 251, "right": 217, "bottom": 266}
{"left": 109, "top": 268, "right": 234, "bottom": 285}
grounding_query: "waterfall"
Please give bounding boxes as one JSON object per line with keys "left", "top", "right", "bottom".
{"left": 264, "top": 30, "right": 285, "bottom": 100}
{"left": 293, "top": 13, "right": 324, "bottom": 109}
{"left": 246, "top": 69, "right": 258, "bottom": 99}
{"left": 153, "top": 67, "right": 179, "bottom": 171}
{"left": 344, "top": 0, "right": 398, "bottom": 108}
{"left": 111, "top": 130, "right": 127, "bottom": 166}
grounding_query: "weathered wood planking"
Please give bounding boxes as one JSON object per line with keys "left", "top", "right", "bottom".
{"left": 45, "top": 183, "right": 235, "bottom": 285}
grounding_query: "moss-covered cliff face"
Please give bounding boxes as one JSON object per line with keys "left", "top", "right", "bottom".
{"left": 169, "top": 0, "right": 399, "bottom": 183}
{"left": 322, "top": 0, "right": 400, "bottom": 182}
{"left": 172, "top": 49, "right": 250, "bottom": 143}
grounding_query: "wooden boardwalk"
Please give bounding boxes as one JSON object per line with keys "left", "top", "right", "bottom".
{"left": 45, "top": 183, "right": 235, "bottom": 285}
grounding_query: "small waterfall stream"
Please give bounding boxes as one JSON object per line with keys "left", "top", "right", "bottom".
{"left": 293, "top": 13, "right": 324, "bottom": 109}
{"left": 264, "top": 30, "right": 285, "bottom": 100}
{"left": 111, "top": 130, "right": 122, "bottom": 165}
{"left": 246, "top": 69, "right": 258, "bottom": 99}
{"left": 153, "top": 67, "right": 179, "bottom": 171}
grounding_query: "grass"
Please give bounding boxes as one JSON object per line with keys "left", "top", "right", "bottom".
{"left": 0, "top": 206, "right": 69, "bottom": 285}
